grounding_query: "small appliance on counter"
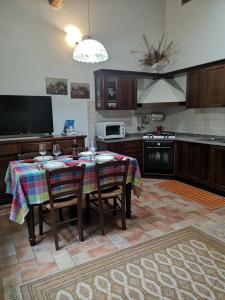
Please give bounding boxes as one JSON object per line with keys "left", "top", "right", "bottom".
{"left": 96, "top": 122, "right": 125, "bottom": 140}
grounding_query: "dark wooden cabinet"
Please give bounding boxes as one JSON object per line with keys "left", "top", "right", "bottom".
{"left": 174, "top": 141, "right": 186, "bottom": 178}
{"left": 96, "top": 140, "right": 143, "bottom": 172}
{"left": 175, "top": 141, "right": 225, "bottom": 193}
{"left": 210, "top": 146, "right": 225, "bottom": 192}
{"left": 0, "top": 135, "right": 86, "bottom": 203}
{"left": 204, "top": 64, "right": 225, "bottom": 107}
{"left": 94, "top": 69, "right": 137, "bottom": 110}
{"left": 186, "top": 63, "right": 225, "bottom": 108}
{"left": 184, "top": 142, "right": 210, "bottom": 184}
{"left": 186, "top": 70, "right": 204, "bottom": 108}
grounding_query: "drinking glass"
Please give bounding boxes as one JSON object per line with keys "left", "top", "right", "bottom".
{"left": 39, "top": 143, "right": 47, "bottom": 157}
{"left": 53, "top": 144, "right": 61, "bottom": 158}
{"left": 88, "top": 139, "right": 96, "bottom": 161}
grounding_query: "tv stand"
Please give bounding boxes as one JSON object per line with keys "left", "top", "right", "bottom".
{"left": 0, "top": 135, "right": 86, "bottom": 205}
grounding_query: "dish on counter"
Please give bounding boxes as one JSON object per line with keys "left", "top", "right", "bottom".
{"left": 95, "top": 154, "right": 114, "bottom": 162}
{"left": 34, "top": 156, "right": 53, "bottom": 162}
{"left": 43, "top": 161, "right": 65, "bottom": 170}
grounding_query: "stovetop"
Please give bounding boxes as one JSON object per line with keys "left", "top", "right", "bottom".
{"left": 143, "top": 132, "right": 176, "bottom": 140}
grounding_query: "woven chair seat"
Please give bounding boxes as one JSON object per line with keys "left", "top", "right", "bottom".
{"left": 44, "top": 197, "right": 78, "bottom": 210}
{"left": 89, "top": 187, "right": 122, "bottom": 200}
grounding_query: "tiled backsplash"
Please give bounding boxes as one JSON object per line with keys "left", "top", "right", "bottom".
{"left": 87, "top": 101, "right": 225, "bottom": 139}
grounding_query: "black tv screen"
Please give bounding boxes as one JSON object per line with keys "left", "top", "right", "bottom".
{"left": 0, "top": 95, "right": 54, "bottom": 136}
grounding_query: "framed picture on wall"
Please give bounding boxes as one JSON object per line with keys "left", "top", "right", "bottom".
{"left": 46, "top": 77, "right": 68, "bottom": 95}
{"left": 70, "top": 83, "right": 90, "bottom": 99}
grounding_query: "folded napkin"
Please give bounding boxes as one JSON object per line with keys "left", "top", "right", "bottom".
{"left": 22, "top": 159, "right": 34, "bottom": 163}
{"left": 65, "top": 161, "right": 80, "bottom": 167}
{"left": 114, "top": 155, "right": 124, "bottom": 161}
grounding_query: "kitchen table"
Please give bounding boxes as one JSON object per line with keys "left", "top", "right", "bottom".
{"left": 5, "top": 152, "right": 142, "bottom": 246}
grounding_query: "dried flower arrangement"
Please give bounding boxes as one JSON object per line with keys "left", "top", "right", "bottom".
{"left": 48, "top": 0, "right": 63, "bottom": 9}
{"left": 131, "top": 34, "right": 176, "bottom": 70}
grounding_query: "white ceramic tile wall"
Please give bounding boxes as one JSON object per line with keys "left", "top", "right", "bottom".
{"left": 88, "top": 101, "right": 225, "bottom": 139}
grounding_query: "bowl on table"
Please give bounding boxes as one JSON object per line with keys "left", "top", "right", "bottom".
{"left": 95, "top": 154, "right": 114, "bottom": 162}
{"left": 78, "top": 151, "right": 94, "bottom": 158}
{"left": 43, "top": 161, "right": 66, "bottom": 170}
{"left": 34, "top": 156, "right": 53, "bottom": 162}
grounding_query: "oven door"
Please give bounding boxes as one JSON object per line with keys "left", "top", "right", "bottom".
{"left": 144, "top": 142, "right": 174, "bottom": 174}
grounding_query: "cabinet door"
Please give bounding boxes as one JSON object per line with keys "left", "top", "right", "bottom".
{"left": 210, "top": 146, "right": 225, "bottom": 191}
{"left": 109, "top": 140, "right": 143, "bottom": 171}
{"left": 118, "top": 77, "right": 137, "bottom": 109}
{"left": 186, "top": 70, "right": 204, "bottom": 108}
{"left": 0, "top": 155, "right": 17, "bottom": 195}
{"left": 184, "top": 142, "right": 210, "bottom": 184}
{"left": 175, "top": 141, "right": 186, "bottom": 178}
{"left": 104, "top": 75, "right": 119, "bottom": 109}
{"left": 204, "top": 64, "right": 225, "bottom": 107}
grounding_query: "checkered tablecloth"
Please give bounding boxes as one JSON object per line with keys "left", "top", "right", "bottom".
{"left": 5, "top": 152, "right": 142, "bottom": 224}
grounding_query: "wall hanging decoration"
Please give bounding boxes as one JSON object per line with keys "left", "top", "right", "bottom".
{"left": 70, "top": 83, "right": 90, "bottom": 99}
{"left": 131, "top": 34, "right": 176, "bottom": 72}
{"left": 73, "top": 0, "right": 108, "bottom": 63}
{"left": 46, "top": 78, "right": 68, "bottom": 95}
{"left": 48, "top": 0, "right": 63, "bottom": 9}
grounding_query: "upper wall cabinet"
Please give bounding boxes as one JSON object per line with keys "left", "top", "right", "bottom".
{"left": 94, "top": 69, "right": 137, "bottom": 110}
{"left": 186, "top": 63, "right": 225, "bottom": 108}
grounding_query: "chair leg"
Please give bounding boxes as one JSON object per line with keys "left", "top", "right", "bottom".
{"left": 85, "top": 194, "right": 90, "bottom": 222}
{"left": 77, "top": 200, "right": 84, "bottom": 242}
{"left": 59, "top": 208, "right": 63, "bottom": 222}
{"left": 121, "top": 196, "right": 126, "bottom": 230}
{"left": 113, "top": 197, "right": 117, "bottom": 215}
{"left": 39, "top": 205, "right": 43, "bottom": 235}
{"left": 98, "top": 199, "right": 105, "bottom": 235}
{"left": 50, "top": 209, "right": 59, "bottom": 251}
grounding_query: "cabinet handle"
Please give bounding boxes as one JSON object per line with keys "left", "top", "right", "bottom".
{"left": 145, "top": 147, "right": 172, "bottom": 149}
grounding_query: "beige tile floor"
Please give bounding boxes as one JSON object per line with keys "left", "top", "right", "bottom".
{"left": 1, "top": 178, "right": 225, "bottom": 299}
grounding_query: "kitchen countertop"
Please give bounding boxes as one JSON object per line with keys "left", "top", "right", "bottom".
{"left": 96, "top": 132, "right": 225, "bottom": 147}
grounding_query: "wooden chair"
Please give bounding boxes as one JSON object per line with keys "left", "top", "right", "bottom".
{"left": 86, "top": 159, "right": 129, "bottom": 235}
{"left": 40, "top": 165, "right": 85, "bottom": 250}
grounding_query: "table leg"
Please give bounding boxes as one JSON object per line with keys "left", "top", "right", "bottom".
{"left": 126, "top": 183, "right": 132, "bottom": 218}
{"left": 26, "top": 205, "right": 36, "bottom": 246}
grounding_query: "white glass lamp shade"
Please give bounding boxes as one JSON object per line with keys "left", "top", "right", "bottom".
{"left": 73, "top": 39, "right": 108, "bottom": 63}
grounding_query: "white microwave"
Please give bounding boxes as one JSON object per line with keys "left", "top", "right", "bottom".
{"left": 96, "top": 122, "right": 125, "bottom": 140}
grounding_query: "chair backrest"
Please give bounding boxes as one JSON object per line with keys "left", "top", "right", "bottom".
{"left": 18, "top": 152, "right": 40, "bottom": 160}
{"left": 45, "top": 165, "right": 85, "bottom": 207}
{"left": 95, "top": 159, "right": 129, "bottom": 198}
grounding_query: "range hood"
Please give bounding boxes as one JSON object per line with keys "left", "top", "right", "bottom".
{"left": 137, "top": 75, "right": 186, "bottom": 104}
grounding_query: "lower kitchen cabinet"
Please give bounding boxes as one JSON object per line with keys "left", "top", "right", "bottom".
{"left": 96, "top": 140, "right": 143, "bottom": 172}
{"left": 175, "top": 141, "right": 225, "bottom": 193}
{"left": 210, "top": 146, "right": 225, "bottom": 192}
{"left": 184, "top": 142, "right": 210, "bottom": 184}
{"left": 175, "top": 142, "right": 186, "bottom": 178}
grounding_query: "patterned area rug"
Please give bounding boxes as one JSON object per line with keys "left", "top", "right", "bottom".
{"left": 156, "top": 180, "right": 225, "bottom": 209}
{"left": 21, "top": 227, "right": 225, "bottom": 300}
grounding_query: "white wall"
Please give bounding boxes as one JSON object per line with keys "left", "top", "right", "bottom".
{"left": 0, "top": 0, "right": 165, "bottom": 137}
{"left": 165, "top": 0, "right": 225, "bottom": 71}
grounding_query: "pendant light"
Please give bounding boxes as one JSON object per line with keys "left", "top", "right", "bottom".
{"left": 73, "top": 0, "right": 108, "bottom": 63}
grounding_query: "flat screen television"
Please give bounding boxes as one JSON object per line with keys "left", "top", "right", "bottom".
{"left": 0, "top": 95, "right": 54, "bottom": 136}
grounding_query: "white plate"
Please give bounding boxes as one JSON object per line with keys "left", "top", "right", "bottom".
{"left": 43, "top": 161, "right": 65, "bottom": 170}
{"left": 78, "top": 151, "right": 94, "bottom": 157}
{"left": 34, "top": 156, "right": 53, "bottom": 162}
{"left": 95, "top": 155, "right": 114, "bottom": 162}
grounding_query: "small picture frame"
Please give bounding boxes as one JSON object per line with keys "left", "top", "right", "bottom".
{"left": 46, "top": 78, "right": 68, "bottom": 95}
{"left": 70, "top": 83, "right": 90, "bottom": 99}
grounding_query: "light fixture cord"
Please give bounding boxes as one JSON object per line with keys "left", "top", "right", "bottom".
{"left": 88, "top": 0, "right": 91, "bottom": 38}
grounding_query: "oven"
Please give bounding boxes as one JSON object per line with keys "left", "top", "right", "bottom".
{"left": 143, "top": 140, "right": 174, "bottom": 175}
